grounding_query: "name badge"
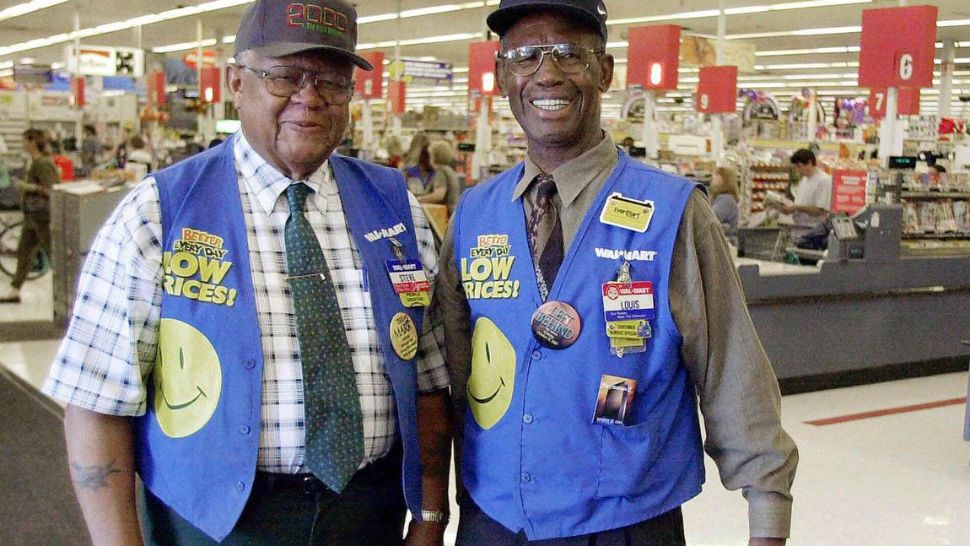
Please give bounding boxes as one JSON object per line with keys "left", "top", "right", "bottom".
{"left": 599, "top": 193, "right": 654, "bottom": 232}
{"left": 601, "top": 281, "right": 655, "bottom": 322}
{"left": 385, "top": 259, "right": 431, "bottom": 307}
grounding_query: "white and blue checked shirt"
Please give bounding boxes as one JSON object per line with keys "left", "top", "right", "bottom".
{"left": 43, "top": 132, "right": 449, "bottom": 473}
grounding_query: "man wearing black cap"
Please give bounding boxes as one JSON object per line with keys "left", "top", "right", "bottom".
{"left": 434, "top": 1, "right": 797, "bottom": 545}
{"left": 45, "top": 1, "right": 452, "bottom": 545}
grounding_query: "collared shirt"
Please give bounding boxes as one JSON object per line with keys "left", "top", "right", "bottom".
{"left": 436, "top": 134, "right": 797, "bottom": 538}
{"left": 44, "top": 132, "right": 449, "bottom": 473}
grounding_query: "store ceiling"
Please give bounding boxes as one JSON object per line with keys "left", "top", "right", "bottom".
{"left": 0, "top": 0, "right": 968, "bottom": 114}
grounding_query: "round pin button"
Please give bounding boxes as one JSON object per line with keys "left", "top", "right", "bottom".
{"left": 530, "top": 301, "right": 582, "bottom": 349}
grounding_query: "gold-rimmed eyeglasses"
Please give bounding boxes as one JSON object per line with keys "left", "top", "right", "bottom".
{"left": 236, "top": 64, "right": 355, "bottom": 104}
{"left": 496, "top": 43, "right": 604, "bottom": 77}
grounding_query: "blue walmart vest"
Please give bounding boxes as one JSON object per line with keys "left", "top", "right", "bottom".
{"left": 452, "top": 152, "right": 705, "bottom": 540}
{"left": 137, "top": 138, "right": 426, "bottom": 541}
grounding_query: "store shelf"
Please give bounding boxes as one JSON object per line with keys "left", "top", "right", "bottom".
{"left": 902, "top": 233, "right": 970, "bottom": 240}
{"left": 901, "top": 191, "right": 970, "bottom": 199}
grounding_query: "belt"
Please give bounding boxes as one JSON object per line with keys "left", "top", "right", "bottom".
{"left": 254, "top": 472, "right": 332, "bottom": 496}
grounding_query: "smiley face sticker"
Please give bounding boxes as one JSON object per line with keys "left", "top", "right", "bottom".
{"left": 467, "top": 317, "right": 516, "bottom": 430}
{"left": 153, "top": 318, "right": 222, "bottom": 438}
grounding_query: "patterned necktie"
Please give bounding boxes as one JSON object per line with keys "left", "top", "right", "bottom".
{"left": 284, "top": 183, "right": 363, "bottom": 492}
{"left": 526, "top": 174, "right": 564, "bottom": 300}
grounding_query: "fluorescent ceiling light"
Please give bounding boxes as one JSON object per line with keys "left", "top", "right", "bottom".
{"left": 755, "top": 62, "right": 859, "bottom": 70}
{"left": 756, "top": 46, "right": 860, "bottom": 57}
{"left": 358, "top": 32, "right": 483, "bottom": 50}
{"left": 609, "top": 0, "right": 871, "bottom": 26}
{"left": 0, "top": 0, "right": 68, "bottom": 23}
{"left": 152, "top": 39, "right": 218, "bottom": 54}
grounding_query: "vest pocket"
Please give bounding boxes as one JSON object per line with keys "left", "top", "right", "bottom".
{"left": 594, "top": 418, "right": 660, "bottom": 499}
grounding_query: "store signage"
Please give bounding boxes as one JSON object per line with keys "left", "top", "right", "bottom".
{"left": 888, "top": 156, "right": 917, "bottom": 170}
{"left": 388, "top": 58, "right": 452, "bottom": 84}
{"left": 182, "top": 49, "right": 218, "bottom": 70}
{"left": 696, "top": 66, "right": 737, "bottom": 114}
{"left": 668, "top": 134, "right": 707, "bottom": 156}
{"left": 12, "top": 63, "right": 52, "bottom": 86}
{"left": 65, "top": 45, "right": 144, "bottom": 77}
{"left": 354, "top": 52, "right": 385, "bottom": 99}
{"left": 147, "top": 71, "right": 166, "bottom": 105}
{"left": 70, "top": 77, "right": 84, "bottom": 108}
{"left": 858, "top": 6, "right": 937, "bottom": 88}
{"left": 831, "top": 170, "right": 868, "bottom": 215}
{"left": 681, "top": 36, "right": 755, "bottom": 72}
{"left": 468, "top": 41, "right": 500, "bottom": 96}
{"left": 627, "top": 25, "right": 680, "bottom": 91}
{"left": 868, "top": 88, "right": 920, "bottom": 119}
{"left": 199, "top": 67, "right": 221, "bottom": 103}
{"left": 387, "top": 80, "right": 406, "bottom": 115}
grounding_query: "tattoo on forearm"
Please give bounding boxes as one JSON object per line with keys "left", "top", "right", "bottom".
{"left": 70, "top": 460, "right": 121, "bottom": 491}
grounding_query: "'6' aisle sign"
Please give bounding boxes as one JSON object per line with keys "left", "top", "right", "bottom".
{"left": 858, "top": 6, "right": 937, "bottom": 89}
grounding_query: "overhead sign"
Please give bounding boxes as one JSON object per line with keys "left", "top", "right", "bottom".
{"left": 696, "top": 66, "right": 737, "bottom": 114}
{"left": 468, "top": 41, "right": 500, "bottom": 96}
{"left": 355, "top": 52, "right": 385, "bottom": 99}
{"left": 182, "top": 50, "right": 218, "bottom": 70}
{"left": 13, "top": 63, "right": 52, "bottom": 86}
{"left": 388, "top": 58, "right": 453, "bottom": 84}
{"left": 681, "top": 36, "right": 756, "bottom": 72}
{"left": 627, "top": 25, "right": 681, "bottom": 91}
{"left": 387, "top": 80, "right": 406, "bottom": 115}
{"left": 65, "top": 45, "right": 145, "bottom": 77}
{"left": 868, "top": 87, "right": 920, "bottom": 119}
{"left": 858, "top": 6, "right": 937, "bottom": 88}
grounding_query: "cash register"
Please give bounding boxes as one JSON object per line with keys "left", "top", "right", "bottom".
{"left": 826, "top": 204, "right": 903, "bottom": 263}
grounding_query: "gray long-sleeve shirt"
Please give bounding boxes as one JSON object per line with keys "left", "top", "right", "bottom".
{"left": 432, "top": 134, "right": 798, "bottom": 538}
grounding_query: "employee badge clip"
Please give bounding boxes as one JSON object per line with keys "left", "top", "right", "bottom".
{"left": 602, "top": 261, "right": 654, "bottom": 358}
{"left": 385, "top": 238, "right": 431, "bottom": 308}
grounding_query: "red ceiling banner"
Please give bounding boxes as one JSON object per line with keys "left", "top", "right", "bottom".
{"left": 468, "top": 41, "right": 500, "bottom": 96}
{"left": 70, "top": 76, "right": 85, "bottom": 108}
{"left": 858, "top": 5, "right": 938, "bottom": 88}
{"left": 148, "top": 71, "right": 166, "bottom": 105}
{"left": 199, "top": 66, "right": 221, "bottom": 103}
{"left": 387, "top": 80, "right": 406, "bottom": 115}
{"left": 627, "top": 25, "right": 681, "bottom": 91}
{"left": 354, "top": 52, "right": 385, "bottom": 99}
{"left": 696, "top": 66, "right": 737, "bottom": 113}
{"left": 868, "top": 87, "right": 921, "bottom": 119}
{"left": 182, "top": 49, "right": 218, "bottom": 70}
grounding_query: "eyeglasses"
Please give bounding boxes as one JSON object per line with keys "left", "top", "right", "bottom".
{"left": 237, "top": 65, "right": 355, "bottom": 104}
{"left": 496, "top": 43, "right": 604, "bottom": 77}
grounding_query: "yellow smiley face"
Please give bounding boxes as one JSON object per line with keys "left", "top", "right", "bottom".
{"left": 467, "top": 318, "right": 516, "bottom": 430}
{"left": 153, "top": 318, "right": 223, "bottom": 438}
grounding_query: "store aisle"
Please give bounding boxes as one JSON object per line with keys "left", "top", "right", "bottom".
{"left": 1, "top": 337, "right": 967, "bottom": 546}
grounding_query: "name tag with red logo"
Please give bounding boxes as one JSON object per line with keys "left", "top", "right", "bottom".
{"left": 386, "top": 259, "right": 430, "bottom": 307}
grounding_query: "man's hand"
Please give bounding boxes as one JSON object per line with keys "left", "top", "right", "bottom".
{"left": 403, "top": 520, "right": 446, "bottom": 546}
{"left": 14, "top": 180, "right": 39, "bottom": 192}
{"left": 750, "top": 537, "right": 786, "bottom": 546}
{"left": 780, "top": 203, "right": 796, "bottom": 215}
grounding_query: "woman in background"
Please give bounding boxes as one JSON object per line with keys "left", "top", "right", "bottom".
{"left": 402, "top": 133, "right": 434, "bottom": 196}
{"left": 710, "top": 165, "right": 740, "bottom": 246}
{"left": 418, "top": 140, "right": 461, "bottom": 214}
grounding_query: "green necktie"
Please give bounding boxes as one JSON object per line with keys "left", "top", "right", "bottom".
{"left": 284, "top": 182, "right": 363, "bottom": 492}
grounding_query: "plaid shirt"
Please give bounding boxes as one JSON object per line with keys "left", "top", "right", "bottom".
{"left": 44, "top": 133, "right": 449, "bottom": 473}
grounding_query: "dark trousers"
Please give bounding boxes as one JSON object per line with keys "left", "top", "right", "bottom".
{"left": 456, "top": 499, "right": 686, "bottom": 546}
{"left": 11, "top": 211, "right": 50, "bottom": 289}
{"left": 142, "top": 448, "right": 406, "bottom": 546}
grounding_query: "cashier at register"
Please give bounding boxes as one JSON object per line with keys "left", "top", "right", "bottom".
{"left": 774, "top": 148, "right": 832, "bottom": 241}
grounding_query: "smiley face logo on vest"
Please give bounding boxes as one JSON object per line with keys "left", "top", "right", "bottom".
{"left": 154, "top": 318, "right": 223, "bottom": 438}
{"left": 468, "top": 318, "right": 516, "bottom": 430}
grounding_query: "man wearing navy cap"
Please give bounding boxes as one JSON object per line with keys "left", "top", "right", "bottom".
{"left": 46, "top": 1, "right": 452, "bottom": 544}
{"left": 434, "top": 1, "right": 798, "bottom": 545}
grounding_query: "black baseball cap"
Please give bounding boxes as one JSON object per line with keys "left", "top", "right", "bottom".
{"left": 234, "top": 0, "right": 373, "bottom": 70}
{"left": 487, "top": 0, "right": 609, "bottom": 40}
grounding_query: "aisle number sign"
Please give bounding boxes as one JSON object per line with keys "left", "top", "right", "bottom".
{"left": 696, "top": 66, "right": 737, "bottom": 114}
{"left": 858, "top": 6, "right": 937, "bottom": 88}
{"left": 868, "top": 88, "right": 920, "bottom": 119}
{"left": 627, "top": 25, "right": 680, "bottom": 91}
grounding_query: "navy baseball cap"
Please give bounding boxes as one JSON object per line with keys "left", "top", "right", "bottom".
{"left": 487, "top": 0, "right": 609, "bottom": 40}
{"left": 234, "top": 0, "right": 373, "bottom": 70}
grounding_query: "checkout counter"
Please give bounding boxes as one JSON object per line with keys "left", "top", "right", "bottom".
{"left": 737, "top": 205, "right": 970, "bottom": 393}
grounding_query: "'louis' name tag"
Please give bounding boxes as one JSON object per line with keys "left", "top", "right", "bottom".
{"left": 599, "top": 193, "right": 654, "bottom": 232}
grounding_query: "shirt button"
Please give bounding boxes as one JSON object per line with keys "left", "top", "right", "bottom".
{"left": 521, "top": 472, "right": 532, "bottom": 483}
{"left": 522, "top": 414, "right": 534, "bottom": 424}
{"left": 235, "top": 481, "right": 246, "bottom": 492}
{"left": 244, "top": 359, "right": 256, "bottom": 370}
{"left": 239, "top": 425, "right": 251, "bottom": 434}
{"left": 531, "top": 350, "right": 542, "bottom": 360}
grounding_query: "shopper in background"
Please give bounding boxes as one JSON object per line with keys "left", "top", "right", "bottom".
{"left": 710, "top": 165, "right": 740, "bottom": 245}
{"left": 418, "top": 140, "right": 461, "bottom": 214}
{"left": 403, "top": 133, "right": 435, "bottom": 196}
{"left": 385, "top": 135, "right": 404, "bottom": 169}
{"left": 80, "top": 124, "right": 103, "bottom": 176}
{"left": 433, "top": 1, "right": 797, "bottom": 545}
{"left": 43, "top": 0, "right": 451, "bottom": 544}
{"left": 1, "top": 128, "right": 60, "bottom": 303}
{"left": 126, "top": 136, "right": 154, "bottom": 174}
{"left": 778, "top": 148, "right": 832, "bottom": 240}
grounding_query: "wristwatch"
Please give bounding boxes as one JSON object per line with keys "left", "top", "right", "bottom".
{"left": 420, "top": 509, "right": 450, "bottom": 524}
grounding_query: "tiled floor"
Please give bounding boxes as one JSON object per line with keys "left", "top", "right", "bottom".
{"left": 3, "top": 278, "right": 968, "bottom": 546}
